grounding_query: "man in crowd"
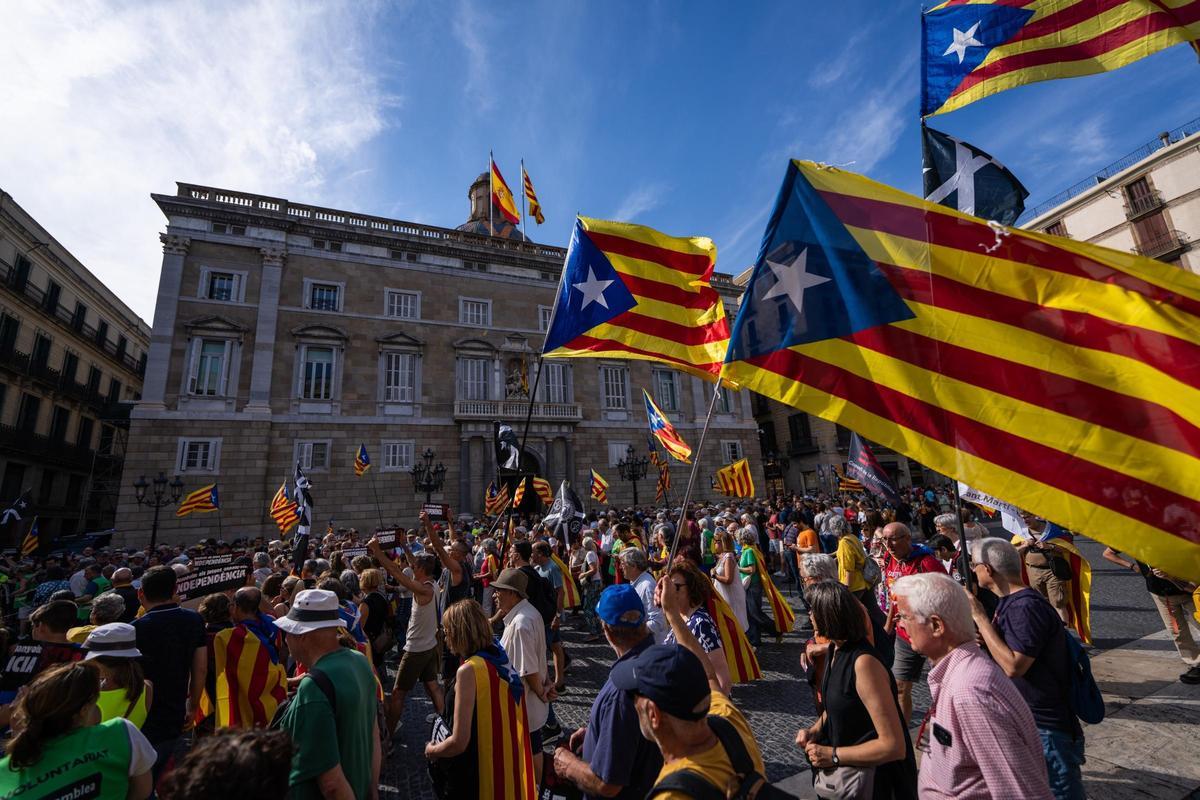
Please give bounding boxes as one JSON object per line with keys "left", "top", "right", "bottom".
{"left": 212, "top": 586, "right": 289, "bottom": 729}
{"left": 275, "top": 588, "right": 381, "bottom": 799}
{"left": 619, "top": 548, "right": 666, "bottom": 644}
{"left": 0, "top": 599, "right": 84, "bottom": 726}
{"left": 132, "top": 564, "right": 208, "bottom": 780}
{"left": 493, "top": 567, "right": 555, "bottom": 779}
{"left": 969, "top": 538, "right": 1084, "bottom": 800}
{"left": 879, "top": 521, "right": 945, "bottom": 724}
{"left": 532, "top": 541, "right": 569, "bottom": 690}
{"left": 110, "top": 567, "right": 140, "bottom": 622}
{"left": 553, "top": 584, "right": 663, "bottom": 799}
{"left": 66, "top": 591, "right": 124, "bottom": 643}
{"left": 893, "top": 572, "right": 1053, "bottom": 799}
{"left": 1015, "top": 517, "right": 1072, "bottom": 624}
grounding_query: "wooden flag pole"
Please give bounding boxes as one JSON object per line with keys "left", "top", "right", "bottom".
{"left": 667, "top": 381, "right": 724, "bottom": 565}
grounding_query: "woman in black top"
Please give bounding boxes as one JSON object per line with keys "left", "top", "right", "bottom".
{"left": 796, "top": 581, "right": 917, "bottom": 800}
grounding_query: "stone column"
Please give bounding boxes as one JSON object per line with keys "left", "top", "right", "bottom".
{"left": 459, "top": 437, "right": 471, "bottom": 512}
{"left": 565, "top": 438, "right": 575, "bottom": 487}
{"left": 245, "top": 247, "right": 286, "bottom": 415}
{"left": 545, "top": 436, "right": 555, "bottom": 482}
{"left": 483, "top": 442, "right": 495, "bottom": 486}
{"left": 139, "top": 234, "right": 190, "bottom": 410}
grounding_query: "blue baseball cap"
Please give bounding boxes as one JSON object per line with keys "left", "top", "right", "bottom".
{"left": 595, "top": 584, "right": 645, "bottom": 628}
{"left": 611, "top": 644, "right": 711, "bottom": 721}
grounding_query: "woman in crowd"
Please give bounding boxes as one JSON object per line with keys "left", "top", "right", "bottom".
{"left": 0, "top": 661, "right": 155, "bottom": 799}
{"left": 272, "top": 575, "right": 301, "bottom": 618}
{"left": 425, "top": 598, "right": 536, "bottom": 800}
{"left": 476, "top": 538, "right": 501, "bottom": 617}
{"left": 712, "top": 529, "right": 749, "bottom": 633}
{"left": 833, "top": 515, "right": 876, "bottom": 610}
{"left": 83, "top": 623, "right": 153, "bottom": 729}
{"left": 795, "top": 581, "right": 917, "bottom": 799}
{"left": 359, "top": 568, "right": 392, "bottom": 678}
{"left": 577, "top": 537, "right": 603, "bottom": 642}
{"left": 660, "top": 561, "right": 733, "bottom": 694}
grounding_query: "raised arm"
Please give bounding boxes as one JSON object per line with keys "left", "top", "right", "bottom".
{"left": 424, "top": 511, "right": 463, "bottom": 584}
{"left": 658, "top": 575, "right": 723, "bottom": 696}
{"left": 367, "top": 538, "right": 432, "bottom": 602}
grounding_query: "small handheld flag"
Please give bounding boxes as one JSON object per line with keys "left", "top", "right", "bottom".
{"left": 921, "top": 125, "right": 1027, "bottom": 225}
{"left": 354, "top": 444, "right": 371, "bottom": 477}
{"left": 532, "top": 477, "right": 554, "bottom": 506}
{"left": 590, "top": 470, "right": 609, "bottom": 504}
{"left": 20, "top": 518, "right": 39, "bottom": 557}
{"left": 269, "top": 483, "right": 300, "bottom": 535}
{"left": 177, "top": 484, "right": 219, "bottom": 517}
{"left": 490, "top": 157, "right": 521, "bottom": 224}
{"left": 484, "top": 481, "right": 510, "bottom": 515}
{"left": 644, "top": 390, "right": 692, "bottom": 463}
{"left": 655, "top": 463, "right": 671, "bottom": 504}
{"left": 716, "top": 459, "right": 754, "bottom": 498}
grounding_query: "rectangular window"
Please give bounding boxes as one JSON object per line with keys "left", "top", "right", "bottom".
{"left": 541, "top": 363, "right": 567, "bottom": 404}
{"left": 17, "top": 394, "right": 40, "bottom": 432}
{"left": 716, "top": 386, "right": 734, "bottom": 414}
{"left": 71, "top": 302, "right": 87, "bottom": 332}
{"left": 302, "top": 347, "right": 334, "bottom": 400}
{"left": 31, "top": 334, "right": 51, "bottom": 370}
{"left": 722, "top": 441, "right": 744, "bottom": 464}
{"left": 459, "top": 298, "right": 491, "bottom": 326}
{"left": 61, "top": 351, "right": 78, "bottom": 384}
{"left": 107, "top": 378, "right": 122, "bottom": 402}
{"left": 788, "top": 413, "right": 813, "bottom": 446}
{"left": 115, "top": 335, "right": 127, "bottom": 360}
{"left": 601, "top": 365, "right": 628, "bottom": 410}
{"left": 95, "top": 320, "right": 109, "bottom": 348}
{"left": 38, "top": 470, "right": 56, "bottom": 505}
{"left": 538, "top": 306, "right": 553, "bottom": 333}
{"left": 1044, "top": 220, "right": 1067, "bottom": 238}
{"left": 383, "top": 352, "right": 416, "bottom": 403}
{"left": 179, "top": 439, "right": 216, "bottom": 471}
{"left": 86, "top": 366, "right": 101, "bottom": 394}
{"left": 608, "top": 442, "right": 630, "bottom": 467}
{"left": 461, "top": 357, "right": 490, "bottom": 401}
{"left": 0, "top": 384, "right": 6, "bottom": 422}
{"left": 309, "top": 283, "right": 340, "bottom": 311}
{"left": 76, "top": 417, "right": 94, "bottom": 449}
{"left": 48, "top": 406, "right": 69, "bottom": 442}
{"left": 383, "top": 441, "right": 414, "bottom": 470}
{"left": 191, "top": 339, "right": 229, "bottom": 396}
{"left": 296, "top": 441, "right": 330, "bottom": 470}
{"left": 43, "top": 280, "right": 61, "bottom": 314}
{"left": 0, "top": 313, "right": 18, "bottom": 356}
{"left": 653, "top": 370, "right": 678, "bottom": 412}
{"left": 10, "top": 256, "right": 30, "bottom": 291}
{"left": 385, "top": 290, "right": 419, "bottom": 319}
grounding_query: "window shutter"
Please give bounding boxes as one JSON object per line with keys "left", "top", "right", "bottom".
{"left": 187, "top": 338, "right": 201, "bottom": 394}
{"left": 219, "top": 340, "right": 232, "bottom": 396}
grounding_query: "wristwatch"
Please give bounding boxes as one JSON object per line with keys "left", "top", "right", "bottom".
{"left": 831, "top": 748, "right": 840, "bottom": 767}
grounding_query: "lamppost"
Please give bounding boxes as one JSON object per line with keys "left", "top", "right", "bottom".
{"left": 764, "top": 451, "right": 790, "bottom": 498}
{"left": 616, "top": 445, "right": 648, "bottom": 506}
{"left": 133, "top": 471, "right": 184, "bottom": 552}
{"left": 410, "top": 448, "right": 447, "bottom": 505}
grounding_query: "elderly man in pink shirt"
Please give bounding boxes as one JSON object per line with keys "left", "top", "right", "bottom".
{"left": 892, "top": 572, "right": 1053, "bottom": 800}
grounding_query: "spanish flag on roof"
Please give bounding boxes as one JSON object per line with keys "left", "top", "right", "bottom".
{"left": 490, "top": 156, "right": 520, "bottom": 225}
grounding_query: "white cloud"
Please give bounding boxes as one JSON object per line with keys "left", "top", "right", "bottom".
{"left": 452, "top": 0, "right": 494, "bottom": 112}
{"left": 808, "top": 28, "right": 870, "bottom": 89}
{"left": 0, "top": 0, "right": 396, "bottom": 319}
{"left": 612, "top": 182, "right": 668, "bottom": 222}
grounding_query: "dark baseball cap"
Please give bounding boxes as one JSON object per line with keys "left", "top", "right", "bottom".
{"left": 610, "top": 644, "right": 711, "bottom": 721}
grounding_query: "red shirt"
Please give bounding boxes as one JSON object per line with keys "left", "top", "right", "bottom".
{"left": 883, "top": 546, "right": 946, "bottom": 642}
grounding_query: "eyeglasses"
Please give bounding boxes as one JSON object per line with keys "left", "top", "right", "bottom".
{"left": 671, "top": 582, "right": 687, "bottom": 590}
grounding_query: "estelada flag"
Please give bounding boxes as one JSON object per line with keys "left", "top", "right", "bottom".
{"left": 484, "top": 481, "right": 510, "bottom": 515}
{"left": 491, "top": 157, "right": 521, "bottom": 224}
{"left": 354, "top": 444, "right": 371, "bottom": 477}
{"left": 590, "top": 469, "right": 609, "bottom": 503}
{"left": 542, "top": 216, "right": 734, "bottom": 384}
{"left": 177, "top": 484, "right": 218, "bottom": 517}
{"left": 716, "top": 459, "right": 754, "bottom": 498}
{"left": 705, "top": 584, "right": 762, "bottom": 683}
{"left": 922, "top": 0, "right": 1200, "bottom": 117}
{"left": 20, "top": 518, "right": 38, "bottom": 557}
{"left": 212, "top": 621, "right": 289, "bottom": 728}
{"left": 724, "top": 160, "right": 1200, "bottom": 581}
{"left": 644, "top": 389, "right": 692, "bottom": 463}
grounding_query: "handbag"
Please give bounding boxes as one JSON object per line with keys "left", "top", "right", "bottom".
{"left": 812, "top": 764, "right": 875, "bottom": 800}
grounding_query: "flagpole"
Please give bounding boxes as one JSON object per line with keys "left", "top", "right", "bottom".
{"left": 507, "top": 356, "right": 546, "bottom": 546}
{"left": 952, "top": 480, "right": 975, "bottom": 592}
{"left": 667, "top": 381, "right": 724, "bottom": 565}
{"left": 520, "top": 160, "right": 527, "bottom": 242}
{"left": 488, "top": 150, "right": 494, "bottom": 238}
{"left": 369, "top": 469, "right": 386, "bottom": 531}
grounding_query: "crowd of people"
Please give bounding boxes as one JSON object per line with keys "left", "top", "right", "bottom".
{"left": 0, "top": 483, "right": 1196, "bottom": 799}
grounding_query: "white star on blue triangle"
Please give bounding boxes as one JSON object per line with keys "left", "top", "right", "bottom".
{"left": 543, "top": 221, "right": 637, "bottom": 353}
{"left": 921, "top": 4, "right": 1035, "bottom": 116}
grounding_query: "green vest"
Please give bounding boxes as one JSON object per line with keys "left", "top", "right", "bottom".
{"left": 0, "top": 718, "right": 132, "bottom": 800}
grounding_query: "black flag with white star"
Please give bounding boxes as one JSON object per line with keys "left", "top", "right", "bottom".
{"left": 922, "top": 124, "right": 1028, "bottom": 226}
{"left": 1, "top": 490, "right": 31, "bottom": 536}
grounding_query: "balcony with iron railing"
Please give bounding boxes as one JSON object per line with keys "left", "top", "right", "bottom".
{"left": 453, "top": 398, "right": 582, "bottom": 422}
{"left": 1136, "top": 230, "right": 1191, "bottom": 261}
{"left": 1125, "top": 190, "right": 1165, "bottom": 219}
{"left": 0, "top": 424, "right": 98, "bottom": 471}
{"left": 0, "top": 261, "right": 146, "bottom": 377}
{"left": 0, "top": 346, "right": 122, "bottom": 414}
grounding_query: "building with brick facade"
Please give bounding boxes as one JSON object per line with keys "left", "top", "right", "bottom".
{"left": 1, "top": 189, "right": 150, "bottom": 541}
{"left": 115, "top": 176, "right": 763, "bottom": 544}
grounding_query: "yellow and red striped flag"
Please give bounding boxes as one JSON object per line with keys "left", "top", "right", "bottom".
{"left": 484, "top": 481, "right": 510, "bottom": 515}
{"left": 522, "top": 163, "right": 544, "bottom": 225}
{"left": 177, "top": 484, "right": 219, "bottom": 517}
{"left": 655, "top": 463, "right": 671, "bottom": 504}
{"left": 20, "top": 518, "right": 39, "bottom": 557}
{"left": 512, "top": 478, "right": 527, "bottom": 509}
{"left": 541, "top": 217, "right": 735, "bottom": 384}
{"left": 705, "top": 585, "right": 762, "bottom": 683}
{"left": 532, "top": 476, "right": 554, "bottom": 506}
{"left": 269, "top": 482, "right": 300, "bottom": 535}
{"left": 643, "top": 389, "right": 692, "bottom": 463}
{"left": 724, "top": 160, "right": 1200, "bottom": 580}
{"left": 716, "top": 459, "right": 755, "bottom": 499}
{"left": 747, "top": 545, "right": 796, "bottom": 636}
{"left": 490, "top": 156, "right": 521, "bottom": 225}
{"left": 550, "top": 552, "right": 581, "bottom": 609}
{"left": 470, "top": 655, "right": 537, "bottom": 799}
{"left": 212, "top": 622, "right": 289, "bottom": 728}
{"left": 353, "top": 444, "right": 370, "bottom": 477}
{"left": 833, "top": 465, "right": 865, "bottom": 494}
{"left": 590, "top": 469, "right": 609, "bottom": 503}
{"left": 922, "top": 0, "right": 1200, "bottom": 116}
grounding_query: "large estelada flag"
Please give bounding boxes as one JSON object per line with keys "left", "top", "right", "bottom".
{"left": 643, "top": 390, "right": 692, "bottom": 463}
{"left": 490, "top": 157, "right": 521, "bottom": 224}
{"left": 484, "top": 481, "right": 510, "bottom": 515}
{"left": 723, "top": 160, "right": 1200, "bottom": 581}
{"left": 716, "top": 459, "right": 755, "bottom": 498}
{"left": 542, "top": 217, "right": 734, "bottom": 383}
{"left": 177, "top": 484, "right": 219, "bottom": 517}
{"left": 922, "top": 0, "right": 1200, "bottom": 116}
{"left": 847, "top": 433, "right": 902, "bottom": 506}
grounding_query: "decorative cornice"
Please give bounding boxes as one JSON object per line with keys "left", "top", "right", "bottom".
{"left": 259, "top": 247, "right": 287, "bottom": 267}
{"left": 160, "top": 233, "right": 191, "bottom": 255}
{"left": 375, "top": 330, "right": 423, "bottom": 349}
{"left": 290, "top": 323, "right": 348, "bottom": 341}
{"left": 452, "top": 336, "right": 497, "bottom": 352}
{"left": 183, "top": 313, "right": 249, "bottom": 335}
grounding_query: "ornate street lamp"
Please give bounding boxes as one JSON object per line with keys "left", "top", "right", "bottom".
{"left": 616, "top": 445, "right": 649, "bottom": 506}
{"left": 410, "top": 448, "right": 447, "bottom": 505}
{"left": 133, "top": 471, "right": 184, "bottom": 552}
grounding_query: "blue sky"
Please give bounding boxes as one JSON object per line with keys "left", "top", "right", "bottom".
{"left": 2, "top": 0, "right": 1198, "bottom": 319}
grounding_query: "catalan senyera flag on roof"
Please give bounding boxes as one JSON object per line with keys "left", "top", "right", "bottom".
{"left": 922, "top": 0, "right": 1200, "bottom": 117}
{"left": 542, "top": 217, "right": 735, "bottom": 385}
{"left": 490, "top": 157, "right": 520, "bottom": 225}
{"left": 724, "top": 160, "right": 1200, "bottom": 581}
{"left": 177, "top": 484, "right": 219, "bottom": 517}
{"left": 522, "top": 163, "right": 545, "bottom": 225}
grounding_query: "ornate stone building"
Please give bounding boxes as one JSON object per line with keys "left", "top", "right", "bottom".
{"left": 115, "top": 177, "right": 762, "bottom": 544}
{"left": 0, "top": 189, "right": 150, "bottom": 541}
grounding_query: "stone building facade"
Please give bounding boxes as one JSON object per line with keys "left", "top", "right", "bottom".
{"left": 115, "top": 177, "right": 762, "bottom": 544}
{"left": 0, "top": 189, "right": 150, "bottom": 541}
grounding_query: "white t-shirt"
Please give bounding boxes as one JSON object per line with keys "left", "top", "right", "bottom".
{"left": 631, "top": 571, "right": 666, "bottom": 644}
{"left": 584, "top": 551, "right": 601, "bottom": 584}
{"left": 501, "top": 599, "right": 549, "bottom": 730}
{"left": 123, "top": 718, "right": 157, "bottom": 777}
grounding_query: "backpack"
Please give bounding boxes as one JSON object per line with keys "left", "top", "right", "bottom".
{"left": 648, "top": 716, "right": 798, "bottom": 800}
{"left": 519, "top": 565, "right": 558, "bottom": 625}
{"left": 861, "top": 550, "right": 882, "bottom": 588}
{"left": 1064, "top": 630, "right": 1105, "bottom": 725}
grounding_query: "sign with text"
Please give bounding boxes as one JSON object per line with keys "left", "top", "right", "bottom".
{"left": 340, "top": 547, "right": 369, "bottom": 560}
{"left": 422, "top": 503, "right": 449, "bottom": 522}
{"left": 176, "top": 564, "right": 250, "bottom": 601}
{"left": 190, "top": 553, "right": 234, "bottom": 569}
{"left": 374, "top": 529, "right": 399, "bottom": 547}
